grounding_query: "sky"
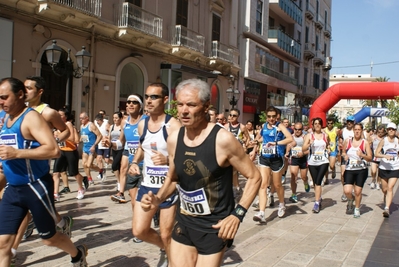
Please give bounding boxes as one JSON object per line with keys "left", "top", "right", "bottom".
{"left": 331, "top": 0, "right": 399, "bottom": 82}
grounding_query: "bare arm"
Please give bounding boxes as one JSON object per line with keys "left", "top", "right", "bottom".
{"left": 375, "top": 139, "right": 388, "bottom": 159}
{"left": 0, "top": 110, "right": 60, "bottom": 160}
{"left": 43, "top": 107, "right": 70, "bottom": 142}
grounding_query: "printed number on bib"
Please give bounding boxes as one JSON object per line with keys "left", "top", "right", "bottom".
{"left": 313, "top": 151, "right": 324, "bottom": 161}
{"left": 177, "top": 185, "right": 211, "bottom": 215}
{"left": 262, "top": 144, "right": 276, "bottom": 155}
{"left": 291, "top": 147, "right": 301, "bottom": 157}
{"left": 127, "top": 141, "right": 139, "bottom": 155}
{"left": 383, "top": 149, "right": 398, "bottom": 162}
{"left": 145, "top": 166, "right": 168, "bottom": 186}
{"left": 0, "top": 134, "right": 18, "bottom": 149}
{"left": 81, "top": 135, "right": 89, "bottom": 143}
{"left": 348, "top": 159, "right": 364, "bottom": 168}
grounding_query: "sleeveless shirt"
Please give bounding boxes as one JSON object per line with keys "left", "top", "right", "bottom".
{"left": 307, "top": 133, "right": 329, "bottom": 166}
{"left": 140, "top": 115, "right": 171, "bottom": 188}
{"left": 345, "top": 138, "right": 367, "bottom": 170}
{"left": 0, "top": 108, "right": 50, "bottom": 185}
{"left": 379, "top": 136, "right": 399, "bottom": 170}
{"left": 80, "top": 122, "right": 96, "bottom": 151}
{"left": 174, "top": 125, "right": 234, "bottom": 232}
{"left": 123, "top": 115, "right": 146, "bottom": 164}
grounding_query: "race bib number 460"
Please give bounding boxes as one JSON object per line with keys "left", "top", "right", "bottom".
{"left": 177, "top": 185, "right": 211, "bottom": 215}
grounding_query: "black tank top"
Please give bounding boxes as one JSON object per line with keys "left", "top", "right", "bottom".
{"left": 174, "top": 125, "right": 234, "bottom": 232}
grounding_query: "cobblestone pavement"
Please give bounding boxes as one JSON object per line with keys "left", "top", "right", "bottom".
{"left": 13, "top": 165, "right": 397, "bottom": 267}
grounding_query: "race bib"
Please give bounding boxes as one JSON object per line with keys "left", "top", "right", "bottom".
{"left": 312, "top": 151, "right": 325, "bottom": 161}
{"left": 348, "top": 159, "right": 365, "bottom": 168}
{"left": 382, "top": 149, "right": 398, "bottom": 163}
{"left": 58, "top": 141, "right": 66, "bottom": 147}
{"left": 262, "top": 143, "right": 276, "bottom": 155}
{"left": 0, "top": 134, "right": 18, "bottom": 149}
{"left": 291, "top": 147, "right": 302, "bottom": 157}
{"left": 127, "top": 141, "right": 139, "bottom": 155}
{"left": 144, "top": 166, "right": 168, "bottom": 186}
{"left": 80, "top": 135, "right": 89, "bottom": 143}
{"left": 177, "top": 185, "right": 211, "bottom": 216}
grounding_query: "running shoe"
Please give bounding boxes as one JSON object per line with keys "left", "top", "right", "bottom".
{"left": 289, "top": 194, "right": 298, "bottom": 203}
{"left": 72, "top": 244, "right": 88, "bottom": 267}
{"left": 60, "top": 216, "right": 74, "bottom": 238}
{"left": 354, "top": 208, "right": 360, "bottom": 218}
{"left": 269, "top": 195, "right": 275, "bottom": 207}
{"left": 88, "top": 177, "right": 94, "bottom": 186}
{"left": 370, "top": 182, "right": 376, "bottom": 189}
{"left": 23, "top": 218, "right": 35, "bottom": 240}
{"left": 83, "top": 176, "right": 89, "bottom": 190}
{"left": 332, "top": 169, "right": 336, "bottom": 179}
{"left": 376, "top": 183, "right": 381, "bottom": 190}
{"left": 341, "top": 194, "right": 348, "bottom": 202}
{"left": 312, "top": 202, "right": 320, "bottom": 213}
{"left": 346, "top": 198, "right": 354, "bottom": 214}
{"left": 133, "top": 237, "right": 143, "bottom": 243}
{"left": 76, "top": 189, "right": 85, "bottom": 200}
{"left": 309, "top": 179, "right": 314, "bottom": 188}
{"left": 252, "top": 212, "right": 267, "bottom": 223}
{"left": 59, "top": 187, "right": 71, "bottom": 194}
{"left": 252, "top": 200, "right": 259, "bottom": 208}
{"left": 383, "top": 208, "right": 390, "bottom": 218}
{"left": 304, "top": 182, "right": 310, "bottom": 193}
{"left": 54, "top": 193, "right": 61, "bottom": 202}
{"left": 101, "top": 169, "right": 107, "bottom": 183}
{"left": 111, "top": 192, "right": 127, "bottom": 203}
{"left": 278, "top": 204, "right": 286, "bottom": 218}
{"left": 157, "top": 249, "right": 168, "bottom": 267}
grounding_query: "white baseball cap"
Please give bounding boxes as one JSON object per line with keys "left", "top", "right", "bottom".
{"left": 387, "top": 122, "right": 397, "bottom": 130}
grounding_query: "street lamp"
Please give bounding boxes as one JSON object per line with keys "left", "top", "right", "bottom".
{"left": 226, "top": 87, "right": 240, "bottom": 109}
{"left": 44, "top": 40, "right": 91, "bottom": 107}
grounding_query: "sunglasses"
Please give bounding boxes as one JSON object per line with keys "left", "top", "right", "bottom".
{"left": 229, "top": 114, "right": 238, "bottom": 117}
{"left": 327, "top": 122, "right": 333, "bottom": 125}
{"left": 347, "top": 120, "right": 354, "bottom": 123}
{"left": 126, "top": 100, "right": 140, "bottom": 105}
{"left": 144, "top": 94, "right": 163, "bottom": 100}
{"left": 294, "top": 128, "right": 303, "bottom": 131}
{"left": 267, "top": 115, "right": 277, "bottom": 118}
{"left": 388, "top": 128, "right": 396, "bottom": 131}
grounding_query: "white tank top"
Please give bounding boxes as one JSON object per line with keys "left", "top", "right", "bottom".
{"left": 342, "top": 128, "right": 354, "bottom": 142}
{"left": 97, "top": 121, "right": 109, "bottom": 149}
{"left": 141, "top": 125, "right": 169, "bottom": 188}
{"left": 291, "top": 134, "right": 305, "bottom": 158}
{"left": 345, "top": 139, "right": 367, "bottom": 170}
{"left": 307, "top": 133, "right": 329, "bottom": 166}
{"left": 379, "top": 136, "right": 399, "bottom": 170}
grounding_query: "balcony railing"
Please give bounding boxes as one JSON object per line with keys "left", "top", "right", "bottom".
{"left": 260, "top": 66, "right": 298, "bottom": 86}
{"left": 315, "top": 13, "right": 324, "bottom": 29}
{"left": 171, "top": 25, "right": 205, "bottom": 53}
{"left": 47, "top": 0, "right": 102, "bottom": 17}
{"left": 116, "top": 2, "right": 163, "bottom": 38}
{"left": 270, "top": 0, "right": 302, "bottom": 25}
{"left": 304, "top": 43, "right": 315, "bottom": 59}
{"left": 268, "top": 28, "right": 301, "bottom": 60}
{"left": 305, "top": 0, "right": 315, "bottom": 19}
{"left": 324, "top": 22, "right": 332, "bottom": 36}
{"left": 210, "top": 41, "right": 236, "bottom": 63}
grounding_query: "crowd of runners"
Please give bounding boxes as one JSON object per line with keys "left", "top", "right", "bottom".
{"left": 0, "top": 76, "right": 397, "bottom": 267}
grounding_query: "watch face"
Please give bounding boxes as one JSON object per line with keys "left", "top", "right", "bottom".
{"left": 236, "top": 208, "right": 244, "bottom": 216}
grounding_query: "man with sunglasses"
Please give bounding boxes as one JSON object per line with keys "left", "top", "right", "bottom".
{"left": 339, "top": 115, "right": 356, "bottom": 202}
{"left": 287, "top": 122, "right": 310, "bottom": 203}
{"left": 323, "top": 117, "right": 340, "bottom": 185}
{"left": 225, "top": 108, "right": 250, "bottom": 203}
{"left": 216, "top": 113, "right": 226, "bottom": 126}
{"left": 129, "top": 83, "right": 181, "bottom": 267}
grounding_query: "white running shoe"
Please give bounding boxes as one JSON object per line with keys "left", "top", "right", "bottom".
{"left": 370, "top": 182, "right": 376, "bottom": 189}
{"left": 253, "top": 212, "right": 266, "bottom": 223}
{"left": 376, "top": 183, "right": 381, "bottom": 190}
{"left": 278, "top": 204, "right": 286, "bottom": 218}
{"left": 76, "top": 189, "right": 85, "bottom": 200}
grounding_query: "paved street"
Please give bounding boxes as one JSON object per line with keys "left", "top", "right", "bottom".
{"left": 13, "top": 164, "right": 398, "bottom": 267}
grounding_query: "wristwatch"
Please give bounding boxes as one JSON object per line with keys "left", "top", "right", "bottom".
{"left": 55, "top": 137, "right": 60, "bottom": 143}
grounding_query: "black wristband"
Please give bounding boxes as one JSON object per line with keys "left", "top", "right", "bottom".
{"left": 231, "top": 204, "right": 247, "bottom": 222}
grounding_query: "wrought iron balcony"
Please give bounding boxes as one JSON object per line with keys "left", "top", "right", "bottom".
{"left": 210, "top": 41, "right": 236, "bottom": 63}
{"left": 171, "top": 25, "right": 205, "bottom": 53}
{"left": 41, "top": 0, "right": 102, "bottom": 17}
{"left": 313, "top": 50, "right": 324, "bottom": 66}
{"left": 304, "top": 43, "right": 315, "bottom": 60}
{"left": 116, "top": 2, "right": 163, "bottom": 38}
{"left": 315, "top": 13, "right": 324, "bottom": 29}
{"left": 305, "top": 0, "right": 315, "bottom": 20}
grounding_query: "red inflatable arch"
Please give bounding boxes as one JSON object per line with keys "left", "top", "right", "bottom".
{"left": 309, "top": 82, "right": 399, "bottom": 126}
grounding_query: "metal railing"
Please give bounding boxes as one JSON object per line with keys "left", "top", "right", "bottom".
{"left": 116, "top": 2, "right": 163, "bottom": 38}
{"left": 305, "top": 0, "right": 315, "bottom": 17}
{"left": 315, "top": 13, "right": 325, "bottom": 28}
{"left": 48, "top": 0, "right": 102, "bottom": 17}
{"left": 325, "top": 22, "right": 332, "bottom": 34}
{"left": 171, "top": 25, "right": 205, "bottom": 53}
{"left": 210, "top": 41, "right": 236, "bottom": 63}
{"left": 270, "top": 0, "right": 302, "bottom": 25}
{"left": 268, "top": 28, "right": 301, "bottom": 60}
{"left": 260, "top": 66, "right": 298, "bottom": 86}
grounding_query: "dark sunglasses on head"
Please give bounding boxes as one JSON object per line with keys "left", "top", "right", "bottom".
{"left": 229, "top": 114, "right": 238, "bottom": 117}
{"left": 126, "top": 100, "right": 140, "bottom": 105}
{"left": 144, "top": 94, "right": 163, "bottom": 100}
